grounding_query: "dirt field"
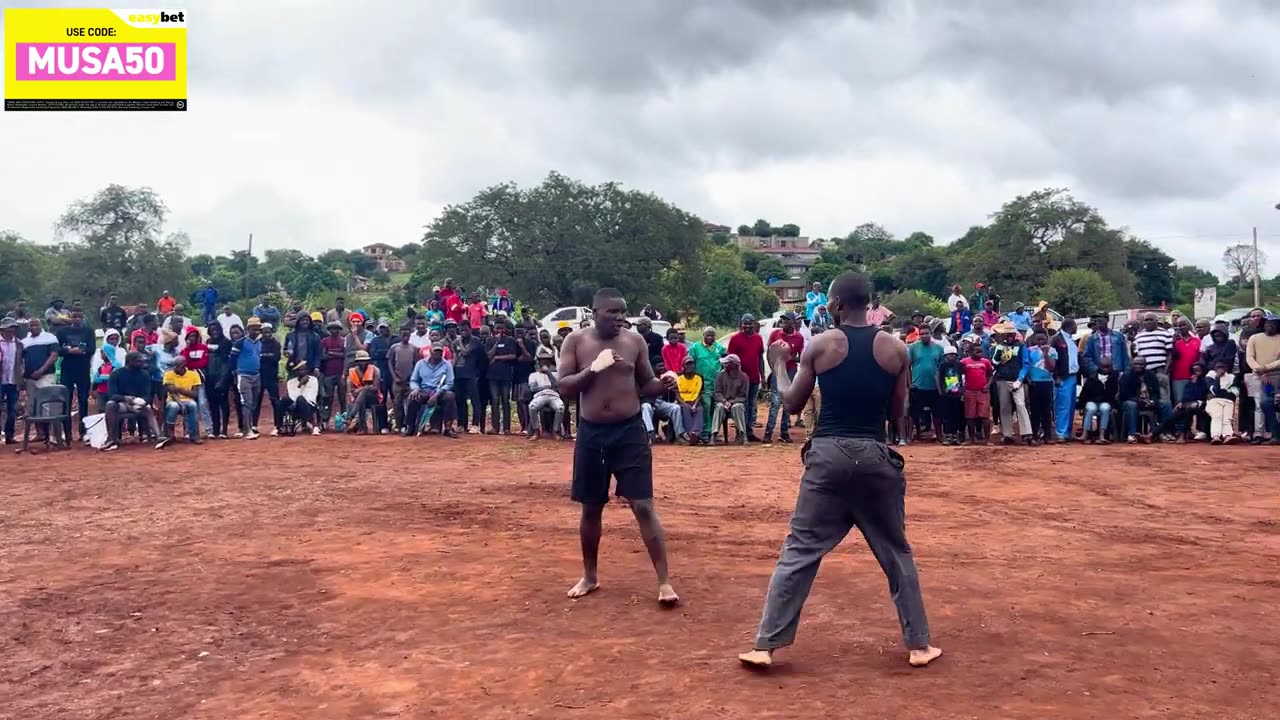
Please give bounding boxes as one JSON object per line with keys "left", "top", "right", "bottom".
{"left": 3, "top": 435, "right": 1277, "bottom": 720}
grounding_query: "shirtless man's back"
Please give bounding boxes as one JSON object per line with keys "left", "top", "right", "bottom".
{"left": 558, "top": 288, "right": 679, "bottom": 605}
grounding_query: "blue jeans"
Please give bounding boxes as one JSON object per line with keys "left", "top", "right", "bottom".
{"left": 1054, "top": 375, "right": 1077, "bottom": 438}
{"left": 1171, "top": 378, "right": 1188, "bottom": 405}
{"left": 1082, "top": 401, "right": 1111, "bottom": 435}
{"left": 642, "top": 400, "right": 684, "bottom": 437}
{"left": 1123, "top": 400, "right": 1172, "bottom": 436}
{"left": 165, "top": 399, "right": 199, "bottom": 440}
{"left": 1, "top": 383, "right": 17, "bottom": 441}
{"left": 765, "top": 368, "right": 795, "bottom": 438}
{"left": 1262, "top": 394, "right": 1280, "bottom": 438}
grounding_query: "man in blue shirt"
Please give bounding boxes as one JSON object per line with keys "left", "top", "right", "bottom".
{"left": 200, "top": 285, "right": 219, "bottom": 325}
{"left": 404, "top": 342, "right": 457, "bottom": 437}
{"left": 1007, "top": 303, "right": 1033, "bottom": 333}
{"left": 230, "top": 317, "right": 264, "bottom": 439}
{"left": 1052, "top": 319, "right": 1081, "bottom": 440}
{"left": 252, "top": 299, "right": 282, "bottom": 329}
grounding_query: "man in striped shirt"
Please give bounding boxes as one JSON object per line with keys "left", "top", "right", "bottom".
{"left": 1133, "top": 313, "right": 1173, "bottom": 408}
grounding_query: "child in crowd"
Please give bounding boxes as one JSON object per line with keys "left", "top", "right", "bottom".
{"left": 1153, "top": 361, "right": 1208, "bottom": 443}
{"left": 959, "top": 342, "right": 993, "bottom": 444}
{"left": 937, "top": 347, "right": 965, "bottom": 445}
{"left": 1026, "top": 332, "right": 1058, "bottom": 444}
{"left": 1078, "top": 358, "right": 1119, "bottom": 443}
{"left": 1205, "top": 360, "right": 1239, "bottom": 444}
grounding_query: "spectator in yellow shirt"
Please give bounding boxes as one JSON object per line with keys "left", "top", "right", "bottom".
{"left": 158, "top": 355, "right": 202, "bottom": 448}
{"left": 675, "top": 356, "right": 704, "bottom": 445}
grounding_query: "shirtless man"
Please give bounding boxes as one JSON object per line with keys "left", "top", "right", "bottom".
{"left": 558, "top": 288, "right": 680, "bottom": 605}
{"left": 738, "top": 272, "right": 942, "bottom": 669}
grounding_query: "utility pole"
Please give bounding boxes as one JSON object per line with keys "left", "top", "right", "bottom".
{"left": 243, "top": 233, "right": 253, "bottom": 301}
{"left": 1253, "top": 226, "right": 1261, "bottom": 308}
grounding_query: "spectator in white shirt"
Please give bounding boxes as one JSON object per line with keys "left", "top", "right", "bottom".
{"left": 216, "top": 305, "right": 243, "bottom": 338}
{"left": 283, "top": 362, "right": 321, "bottom": 435}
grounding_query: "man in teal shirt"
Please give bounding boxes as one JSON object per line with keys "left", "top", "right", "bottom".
{"left": 908, "top": 333, "right": 944, "bottom": 442}
{"left": 687, "top": 326, "right": 725, "bottom": 440}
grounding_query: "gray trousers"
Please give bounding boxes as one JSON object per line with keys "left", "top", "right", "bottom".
{"left": 711, "top": 401, "right": 747, "bottom": 438}
{"left": 996, "top": 380, "right": 1031, "bottom": 438}
{"left": 754, "top": 436, "right": 930, "bottom": 650}
{"left": 237, "top": 374, "right": 262, "bottom": 432}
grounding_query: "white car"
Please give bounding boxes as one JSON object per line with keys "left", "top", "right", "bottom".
{"left": 539, "top": 306, "right": 592, "bottom": 336}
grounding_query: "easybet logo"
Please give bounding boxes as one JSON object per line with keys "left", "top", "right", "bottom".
{"left": 128, "top": 11, "right": 184, "bottom": 24}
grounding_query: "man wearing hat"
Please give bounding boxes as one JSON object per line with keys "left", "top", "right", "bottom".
{"left": 727, "top": 314, "right": 765, "bottom": 441}
{"left": 405, "top": 342, "right": 456, "bottom": 437}
{"left": 229, "top": 317, "right": 265, "bottom": 439}
{"left": 0, "top": 317, "right": 23, "bottom": 444}
{"left": 345, "top": 349, "right": 384, "bottom": 433}
{"left": 711, "top": 354, "right": 750, "bottom": 444}
{"left": 1008, "top": 303, "right": 1033, "bottom": 334}
{"left": 257, "top": 322, "right": 284, "bottom": 435}
{"left": 319, "top": 321, "right": 347, "bottom": 426}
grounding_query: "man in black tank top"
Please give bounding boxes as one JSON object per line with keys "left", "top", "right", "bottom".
{"left": 738, "top": 272, "right": 942, "bottom": 670}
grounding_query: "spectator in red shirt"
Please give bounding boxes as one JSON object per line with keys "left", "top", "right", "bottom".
{"left": 763, "top": 313, "right": 804, "bottom": 443}
{"left": 156, "top": 290, "right": 177, "bottom": 316}
{"left": 1170, "top": 316, "right": 1202, "bottom": 411}
{"left": 660, "top": 328, "right": 687, "bottom": 381}
{"left": 960, "top": 342, "right": 994, "bottom": 443}
{"left": 727, "top": 313, "right": 765, "bottom": 442}
{"left": 319, "top": 322, "right": 347, "bottom": 424}
{"left": 179, "top": 326, "right": 212, "bottom": 434}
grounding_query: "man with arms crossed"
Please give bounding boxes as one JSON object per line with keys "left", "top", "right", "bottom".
{"left": 739, "top": 272, "right": 941, "bottom": 669}
{"left": 558, "top": 288, "right": 680, "bottom": 605}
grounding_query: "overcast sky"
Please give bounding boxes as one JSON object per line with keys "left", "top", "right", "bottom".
{"left": 3, "top": 0, "right": 1280, "bottom": 280}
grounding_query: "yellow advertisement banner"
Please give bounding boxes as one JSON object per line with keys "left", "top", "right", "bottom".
{"left": 4, "top": 7, "right": 187, "bottom": 111}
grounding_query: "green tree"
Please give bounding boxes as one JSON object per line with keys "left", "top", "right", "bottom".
{"left": 288, "top": 260, "right": 342, "bottom": 299}
{"left": 838, "top": 222, "right": 896, "bottom": 265}
{"left": 698, "top": 267, "right": 763, "bottom": 326}
{"left": 1038, "top": 268, "right": 1120, "bottom": 318}
{"left": 736, "top": 224, "right": 751, "bottom": 236}
{"left": 756, "top": 286, "right": 780, "bottom": 316}
{"left": 0, "top": 231, "right": 52, "bottom": 305}
{"left": 777, "top": 223, "right": 801, "bottom": 237}
{"left": 891, "top": 247, "right": 949, "bottom": 295}
{"left": 751, "top": 218, "right": 773, "bottom": 237}
{"left": 1124, "top": 238, "right": 1176, "bottom": 305}
{"left": 421, "top": 172, "right": 707, "bottom": 310}
{"left": 901, "top": 231, "right": 935, "bottom": 252}
{"left": 53, "top": 184, "right": 192, "bottom": 304}
{"left": 805, "top": 261, "right": 848, "bottom": 289}
{"left": 880, "top": 289, "right": 947, "bottom": 322}
{"left": 753, "top": 254, "right": 787, "bottom": 283}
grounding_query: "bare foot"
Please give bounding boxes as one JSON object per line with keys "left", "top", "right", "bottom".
{"left": 567, "top": 578, "right": 599, "bottom": 599}
{"left": 908, "top": 646, "right": 943, "bottom": 667}
{"left": 657, "top": 583, "right": 679, "bottom": 606}
{"left": 738, "top": 649, "right": 772, "bottom": 668}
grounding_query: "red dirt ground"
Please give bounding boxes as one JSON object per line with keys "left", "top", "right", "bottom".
{"left": 3, "top": 435, "right": 1277, "bottom": 720}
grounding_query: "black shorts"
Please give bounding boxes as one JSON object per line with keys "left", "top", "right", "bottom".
{"left": 910, "top": 388, "right": 938, "bottom": 412}
{"left": 572, "top": 413, "right": 653, "bottom": 505}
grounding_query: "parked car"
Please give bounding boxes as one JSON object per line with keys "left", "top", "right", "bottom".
{"left": 1214, "top": 307, "right": 1273, "bottom": 329}
{"left": 539, "top": 306, "right": 592, "bottom": 336}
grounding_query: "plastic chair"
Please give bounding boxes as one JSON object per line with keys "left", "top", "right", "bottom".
{"left": 20, "top": 384, "right": 70, "bottom": 453}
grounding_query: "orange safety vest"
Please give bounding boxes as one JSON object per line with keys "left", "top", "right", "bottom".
{"left": 347, "top": 364, "right": 382, "bottom": 401}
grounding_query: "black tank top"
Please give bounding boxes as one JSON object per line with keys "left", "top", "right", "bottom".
{"left": 813, "top": 325, "right": 895, "bottom": 442}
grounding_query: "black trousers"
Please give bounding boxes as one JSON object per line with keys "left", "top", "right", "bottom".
{"left": 405, "top": 390, "right": 457, "bottom": 433}
{"left": 59, "top": 364, "right": 91, "bottom": 438}
{"left": 940, "top": 394, "right": 965, "bottom": 436}
{"left": 1028, "top": 381, "right": 1055, "bottom": 440}
{"left": 477, "top": 376, "right": 491, "bottom": 432}
{"left": 454, "top": 377, "right": 479, "bottom": 429}
{"left": 281, "top": 397, "right": 316, "bottom": 426}
{"left": 256, "top": 377, "right": 282, "bottom": 430}
{"left": 208, "top": 382, "right": 231, "bottom": 435}
{"left": 489, "top": 380, "right": 512, "bottom": 433}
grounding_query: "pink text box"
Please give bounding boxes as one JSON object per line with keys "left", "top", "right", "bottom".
{"left": 15, "top": 43, "right": 177, "bottom": 81}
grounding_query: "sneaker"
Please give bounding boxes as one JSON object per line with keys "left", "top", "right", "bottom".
{"left": 1193, "top": 432, "right": 1208, "bottom": 441}
{"left": 779, "top": 436, "right": 794, "bottom": 444}
{"left": 244, "top": 431, "right": 260, "bottom": 440}
{"left": 101, "top": 441, "right": 120, "bottom": 452}
{"left": 270, "top": 428, "right": 280, "bottom": 437}
{"left": 443, "top": 428, "right": 458, "bottom": 439}
{"left": 251, "top": 427, "right": 260, "bottom": 435}
{"left": 466, "top": 427, "right": 479, "bottom": 435}
{"left": 189, "top": 437, "right": 203, "bottom": 445}
{"left": 1022, "top": 435, "right": 1035, "bottom": 446}
{"left": 233, "top": 431, "right": 244, "bottom": 439}
{"left": 762, "top": 434, "right": 773, "bottom": 444}
{"left": 1224, "top": 435, "right": 1240, "bottom": 445}
{"left": 1211, "top": 436, "right": 1223, "bottom": 445}
{"left": 379, "top": 429, "right": 389, "bottom": 435}
{"left": 311, "top": 426, "right": 321, "bottom": 436}
{"left": 155, "top": 437, "right": 172, "bottom": 450}
{"left": 1127, "top": 435, "right": 1138, "bottom": 444}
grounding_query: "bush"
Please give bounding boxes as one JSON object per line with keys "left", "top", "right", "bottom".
{"left": 1038, "top": 268, "right": 1120, "bottom": 319}
{"left": 880, "top": 289, "right": 948, "bottom": 324}
{"left": 699, "top": 267, "right": 766, "bottom": 327}
{"left": 756, "top": 287, "right": 780, "bottom": 316}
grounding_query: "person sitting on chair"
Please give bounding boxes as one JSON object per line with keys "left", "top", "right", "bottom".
{"left": 404, "top": 342, "right": 457, "bottom": 437}
{"left": 284, "top": 362, "right": 321, "bottom": 436}
{"left": 527, "top": 350, "right": 565, "bottom": 441}
{"left": 711, "top": 354, "right": 749, "bottom": 445}
{"left": 102, "top": 351, "right": 161, "bottom": 452}
{"left": 345, "top": 350, "right": 383, "bottom": 434}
